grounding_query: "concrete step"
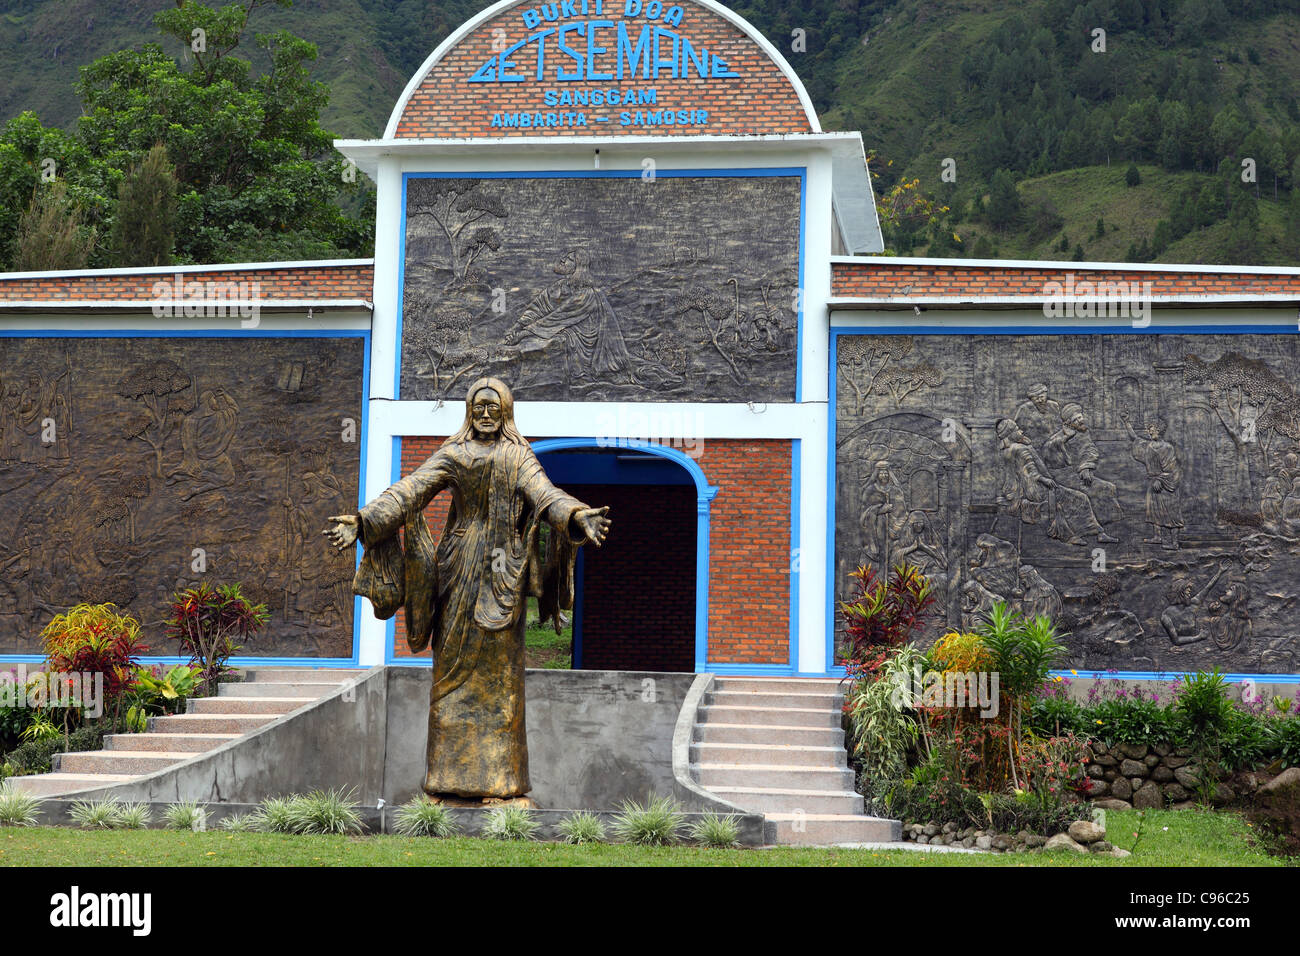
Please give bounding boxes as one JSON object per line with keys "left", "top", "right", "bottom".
{"left": 54, "top": 750, "right": 199, "bottom": 775}
{"left": 699, "top": 705, "right": 841, "bottom": 728}
{"left": 705, "top": 786, "right": 865, "bottom": 815}
{"left": 713, "top": 678, "right": 845, "bottom": 694}
{"left": 696, "top": 763, "right": 856, "bottom": 790}
{"left": 766, "top": 813, "right": 901, "bottom": 845}
{"left": 690, "top": 741, "right": 848, "bottom": 767}
{"left": 104, "top": 733, "right": 239, "bottom": 753}
{"left": 5, "top": 773, "right": 138, "bottom": 796}
{"left": 694, "top": 722, "right": 845, "bottom": 747}
{"left": 217, "top": 681, "right": 346, "bottom": 698}
{"left": 150, "top": 713, "right": 279, "bottom": 734}
{"left": 187, "top": 696, "right": 315, "bottom": 715}
{"left": 239, "top": 668, "right": 366, "bottom": 682}
{"left": 708, "top": 690, "right": 842, "bottom": 710}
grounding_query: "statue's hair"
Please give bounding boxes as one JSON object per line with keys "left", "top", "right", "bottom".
{"left": 444, "top": 376, "right": 527, "bottom": 447}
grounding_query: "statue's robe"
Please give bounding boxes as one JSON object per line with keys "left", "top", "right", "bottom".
{"left": 352, "top": 438, "right": 588, "bottom": 798}
{"left": 1130, "top": 436, "right": 1183, "bottom": 530}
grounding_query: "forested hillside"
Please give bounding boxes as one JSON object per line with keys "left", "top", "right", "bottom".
{"left": 1, "top": 0, "right": 1298, "bottom": 265}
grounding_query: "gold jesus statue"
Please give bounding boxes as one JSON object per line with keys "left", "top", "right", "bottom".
{"left": 324, "top": 377, "right": 610, "bottom": 804}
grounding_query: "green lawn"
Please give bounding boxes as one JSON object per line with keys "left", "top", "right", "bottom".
{"left": 1, "top": 810, "right": 1285, "bottom": 866}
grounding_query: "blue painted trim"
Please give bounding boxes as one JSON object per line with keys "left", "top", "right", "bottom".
{"left": 789, "top": 440, "right": 801, "bottom": 674}
{"left": 394, "top": 168, "right": 806, "bottom": 401}
{"left": 826, "top": 323, "right": 1300, "bottom": 680}
{"left": 1052, "top": 669, "right": 1300, "bottom": 684}
{"left": 572, "top": 547, "right": 585, "bottom": 669}
{"left": 795, "top": 171, "right": 807, "bottom": 403}
{"left": 840, "top": 324, "right": 1300, "bottom": 336}
{"left": 532, "top": 438, "right": 717, "bottom": 673}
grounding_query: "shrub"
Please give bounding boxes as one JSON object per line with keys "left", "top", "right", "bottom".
{"left": 257, "top": 796, "right": 296, "bottom": 834}
{"left": 116, "top": 803, "right": 152, "bottom": 830}
{"left": 556, "top": 811, "right": 606, "bottom": 845}
{"left": 219, "top": 813, "right": 261, "bottom": 832}
{"left": 1268, "top": 715, "right": 1300, "bottom": 769}
{"left": 0, "top": 782, "right": 42, "bottom": 826}
{"left": 481, "top": 804, "right": 539, "bottom": 841}
{"left": 611, "top": 796, "right": 685, "bottom": 846}
{"left": 40, "top": 603, "right": 147, "bottom": 717}
{"left": 2, "top": 724, "right": 106, "bottom": 777}
{"left": 166, "top": 583, "right": 269, "bottom": 696}
{"left": 1175, "top": 669, "right": 1235, "bottom": 743}
{"left": 286, "top": 789, "right": 363, "bottom": 835}
{"left": 69, "top": 798, "right": 125, "bottom": 829}
{"left": 688, "top": 811, "right": 741, "bottom": 848}
{"left": 862, "top": 774, "right": 986, "bottom": 829}
{"left": 844, "top": 644, "right": 923, "bottom": 780}
{"left": 162, "top": 801, "right": 206, "bottom": 831}
{"left": 393, "top": 795, "right": 459, "bottom": 838}
{"left": 838, "top": 564, "right": 935, "bottom": 666}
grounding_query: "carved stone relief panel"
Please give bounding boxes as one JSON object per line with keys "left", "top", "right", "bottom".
{"left": 399, "top": 175, "right": 802, "bottom": 402}
{"left": 834, "top": 332, "right": 1300, "bottom": 674}
{"left": 0, "top": 337, "right": 363, "bottom": 658}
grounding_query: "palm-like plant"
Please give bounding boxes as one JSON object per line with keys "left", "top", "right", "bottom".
{"left": 975, "top": 603, "right": 1066, "bottom": 789}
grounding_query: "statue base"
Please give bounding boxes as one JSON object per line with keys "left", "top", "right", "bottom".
{"left": 426, "top": 793, "right": 539, "bottom": 809}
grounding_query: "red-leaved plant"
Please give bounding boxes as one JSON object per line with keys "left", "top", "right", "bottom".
{"left": 839, "top": 563, "right": 935, "bottom": 671}
{"left": 166, "top": 583, "right": 269, "bottom": 696}
{"left": 40, "top": 603, "right": 148, "bottom": 725}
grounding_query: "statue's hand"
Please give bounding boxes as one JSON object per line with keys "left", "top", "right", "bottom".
{"left": 323, "top": 514, "right": 359, "bottom": 552}
{"left": 573, "top": 506, "right": 611, "bottom": 547}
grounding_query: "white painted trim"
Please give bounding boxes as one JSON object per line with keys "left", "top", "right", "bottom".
{"left": 0, "top": 313, "right": 372, "bottom": 332}
{"left": 829, "top": 307, "right": 1300, "bottom": 328}
{"left": 0, "top": 259, "right": 373, "bottom": 281}
{"left": 827, "top": 294, "right": 1300, "bottom": 310}
{"left": 380, "top": 0, "right": 820, "bottom": 140}
{"left": 0, "top": 299, "right": 373, "bottom": 312}
{"left": 830, "top": 254, "right": 1300, "bottom": 276}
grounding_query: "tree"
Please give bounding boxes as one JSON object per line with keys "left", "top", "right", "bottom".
{"left": 73, "top": 0, "right": 372, "bottom": 263}
{"left": 117, "top": 360, "right": 195, "bottom": 477}
{"left": 986, "top": 169, "right": 1023, "bottom": 230}
{"left": 1126, "top": 163, "right": 1142, "bottom": 187}
{"left": 13, "top": 181, "right": 98, "bottom": 271}
{"left": 109, "top": 143, "right": 177, "bottom": 267}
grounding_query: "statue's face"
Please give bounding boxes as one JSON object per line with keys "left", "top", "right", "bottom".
{"left": 1069, "top": 413, "right": 1088, "bottom": 432}
{"left": 1146, "top": 423, "right": 1160, "bottom": 439}
{"left": 1030, "top": 391, "right": 1048, "bottom": 410}
{"left": 471, "top": 388, "right": 503, "bottom": 438}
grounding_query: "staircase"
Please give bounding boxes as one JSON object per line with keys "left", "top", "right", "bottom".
{"left": 691, "top": 676, "right": 899, "bottom": 845}
{"left": 10, "top": 668, "right": 364, "bottom": 797}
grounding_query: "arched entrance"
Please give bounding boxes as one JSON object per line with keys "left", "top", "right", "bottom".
{"left": 534, "top": 439, "right": 717, "bottom": 672}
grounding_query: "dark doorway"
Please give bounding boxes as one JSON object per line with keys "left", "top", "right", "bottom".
{"left": 537, "top": 449, "right": 696, "bottom": 672}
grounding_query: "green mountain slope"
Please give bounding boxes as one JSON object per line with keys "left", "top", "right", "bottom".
{"left": 2, "top": 0, "right": 1298, "bottom": 265}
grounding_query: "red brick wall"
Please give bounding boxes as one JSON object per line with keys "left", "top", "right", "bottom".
{"left": 0, "top": 262, "right": 374, "bottom": 302}
{"left": 563, "top": 482, "right": 695, "bottom": 672}
{"left": 830, "top": 262, "right": 1300, "bottom": 298}
{"left": 391, "top": 437, "right": 792, "bottom": 666}
{"left": 393, "top": 0, "right": 812, "bottom": 138}
{"left": 698, "top": 439, "right": 790, "bottom": 664}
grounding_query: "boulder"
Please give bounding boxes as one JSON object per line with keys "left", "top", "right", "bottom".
{"left": 1118, "top": 742, "right": 1149, "bottom": 760}
{"left": 1093, "top": 798, "right": 1133, "bottom": 811}
{"left": 1144, "top": 754, "right": 1161, "bottom": 767}
{"left": 1149, "top": 765, "right": 1174, "bottom": 783}
{"left": 1174, "top": 766, "right": 1201, "bottom": 789}
{"left": 1103, "top": 769, "right": 1118, "bottom": 782}
{"left": 1087, "top": 764, "right": 1106, "bottom": 779}
{"left": 942, "top": 821, "right": 958, "bottom": 834}
{"left": 1212, "top": 783, "right": 1236, "bottom": 806}
{"left": 992, "top": 834, "right": 1012, "bottom": 851}
{"left": 1024, "top": 834, "right": 1048, "bottom": 848}
{"left": 923, "top": 823, "right": 940, "bottom": 837}
{"left": 916, "top": 835, "right": 929, "bottom": 844}
{"left": 975, "top": 835, "right": 993, "bottom": 850}
{"left": 1086, "top": 779, "right": 1110, "bottom": 798}
{"left": 1120, "top": 758, "right": 1148, "bottom": 778}
{"left": 1170, "top": 801, "right": 1196, "bottom": 811}
{"left": 1043, "top": 833, "right": 1087, "bottom": 853}
{"left": 1151, "top": 742, "right": 1171, "bottom": 757}
{"left": 1133, "top": 781, "right": 1164, "bottom": 809}
{"left": 1109, "top": 777, "right": 1132, "bottom": 801}
{"left": 1068, "top": 819, "right": 1107, "bottom": 844}
{"left": 1109, "top": 847, "right": 1132, "bottom": 858}
{"left": 1088, "top": 840, "right": 1114, "bottom": 853}
{"left": 1260, "top": 767, "right": 1300, "bottom": 796}
{"left": 1162, "top": 782, "right": 1189, "bottom": 802}
{"left": 1163, "top": 755, "right": 1188, "bottom": 769}
{"left": 1093, "top": 754, "right": 1118, "bottom": 767}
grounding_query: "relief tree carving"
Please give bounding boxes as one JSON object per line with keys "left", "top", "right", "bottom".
{"left": 117, "top": 360, "right": 193, "bottom": 477}
{"left": 407, "top": 180, "right": 506, "bottom": 287}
